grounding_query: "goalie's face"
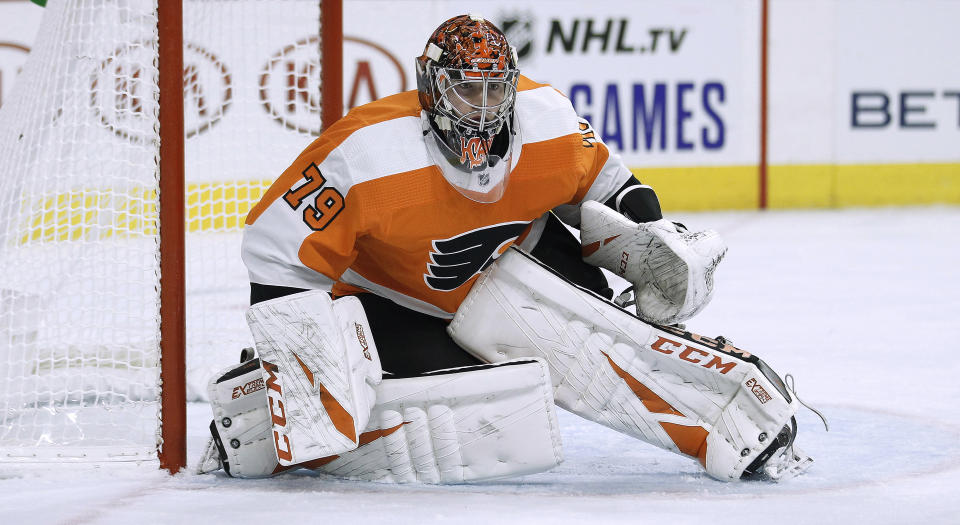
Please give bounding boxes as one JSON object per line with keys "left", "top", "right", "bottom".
{"left": 435, "top": 68, "right": 518, "bottom": 135}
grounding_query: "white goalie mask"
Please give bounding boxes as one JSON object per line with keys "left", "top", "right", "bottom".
{"left": 416, "top": 15, "right": 521, "bottom": 203}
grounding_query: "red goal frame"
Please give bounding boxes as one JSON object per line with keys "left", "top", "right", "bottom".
{"left": 155, "top": 0, "right": 343, "bottom": 474}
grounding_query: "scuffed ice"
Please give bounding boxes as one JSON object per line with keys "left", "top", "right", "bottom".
{"left": 0, "top": 207, "right": 958, "bottom": 525}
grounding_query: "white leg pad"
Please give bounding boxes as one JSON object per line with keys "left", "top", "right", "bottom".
{"left": 448, "top": 248, "right": 801, "bottom": 481}
{"left": 200, "top": 358, "right": 562, "bottom": 482}
{"left": 201, "top": 358, "right": 279, "bottom": 477}
{"left": 245, "top": 290, "right": 382, "bottom": 465}
{"left": 308, "top": 359, "right": 562, "bottom": 483}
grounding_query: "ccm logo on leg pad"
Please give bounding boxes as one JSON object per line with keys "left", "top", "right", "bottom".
{"left": 650, "top": 336, "right": 738, "bottom": 375}
{"left": 262, "top": 359, "right": 293, "bottom": 462}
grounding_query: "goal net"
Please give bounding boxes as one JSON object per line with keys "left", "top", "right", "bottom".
{"left": 0, "top": 0, "right": 339, "bottom": 469}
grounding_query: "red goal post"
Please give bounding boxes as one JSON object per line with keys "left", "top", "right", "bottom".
{"left": 0, "top": 0, "right": 342, "bottom": 474}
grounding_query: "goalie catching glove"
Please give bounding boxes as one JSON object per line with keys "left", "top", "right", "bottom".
{"left": 580, "top": 200, "right": 727, "bottom": 325}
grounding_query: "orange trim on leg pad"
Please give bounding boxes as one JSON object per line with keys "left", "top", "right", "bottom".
{"left": 602, "top": 351, "right": 710, "bottom": 467}
{"left": 659, "top": 421, "right": 709, "bottom": 468}
{"left": 602, "top": 352, "right": 684, "bottom": 417}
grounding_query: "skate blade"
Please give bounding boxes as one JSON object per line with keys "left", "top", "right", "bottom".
{"left": 763, "top": 446, "right": 814, "bottom": 482}
{"left": 195, "top": 437, "right": 223, "bottom": 475}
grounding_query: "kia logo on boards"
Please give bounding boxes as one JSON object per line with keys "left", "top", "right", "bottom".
{"left": 90, "top": 36, "right": 406, "bottom": 142}
{"left": 260, "top": 36, "right": 407, "bottom": 136}
{"left": 91, "top": 41, "right": 232, "bottom": 143}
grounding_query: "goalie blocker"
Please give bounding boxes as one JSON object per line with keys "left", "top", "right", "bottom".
{"left": 448, "top": 247, "right": 813, "bottom": 481}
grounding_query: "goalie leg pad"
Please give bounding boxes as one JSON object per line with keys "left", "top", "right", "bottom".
{"left": 199, "top": 358, "right": 562, "bottom": 482}
{"left": 245, "top": 291, "right": 382, "bottom": 465}
{"left": 308, "top": 358, "right": 562, "bottom": 483}
{"left": 448, "top": 248, "right": 805, "bottom": 481}
{"left": 199, "top": 358, "right": 281, "bottom": 478}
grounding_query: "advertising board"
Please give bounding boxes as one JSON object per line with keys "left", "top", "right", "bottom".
{"left": 1, "top": 0, "right": 957, "bottom": 209}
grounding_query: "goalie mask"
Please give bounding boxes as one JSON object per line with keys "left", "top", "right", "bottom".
{"left": 416, "top": 14, "right": 520, "bottom": 203}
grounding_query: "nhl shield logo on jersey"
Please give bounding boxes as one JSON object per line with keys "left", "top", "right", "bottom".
{"left": 424, "top": 221, "right": 529, "bottom": 291}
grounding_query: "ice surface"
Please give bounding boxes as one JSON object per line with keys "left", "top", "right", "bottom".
{"left": 1, "top": 207, "right": 958, "bottom": 524}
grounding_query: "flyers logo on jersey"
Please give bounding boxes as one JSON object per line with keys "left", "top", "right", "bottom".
{"left": 460, "top": 136, "right": 493, "bottom": 169}
{"left": 424, "top": 221, "right": 529, "bottom": 291}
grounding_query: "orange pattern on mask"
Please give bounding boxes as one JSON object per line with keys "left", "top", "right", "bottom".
{"left": 430, "top": 15, "right": 511, "bottom": 71}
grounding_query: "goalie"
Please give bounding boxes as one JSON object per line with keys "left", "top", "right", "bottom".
{"left": 199, "top": 14, "right": 814, "bottom": 483}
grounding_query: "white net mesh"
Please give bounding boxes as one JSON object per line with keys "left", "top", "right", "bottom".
{"left": 0, "top": 0, "right": 324, "bottom": 462}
